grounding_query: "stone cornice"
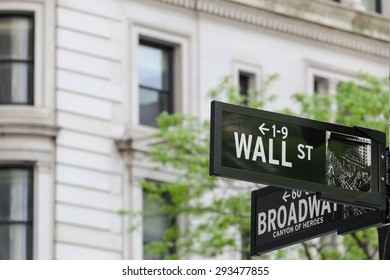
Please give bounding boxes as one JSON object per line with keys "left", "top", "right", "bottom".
{"left": 152, "top": 0, "right": 389, "bottom": 58}
{"left": 0, "top": 107, "right": 59, "bottom": 138}
{"left": 227, "top": 0, "right": 388, "bottom": 41}
{"left": 0, "top": 123, "right": 60, "bottom": 138}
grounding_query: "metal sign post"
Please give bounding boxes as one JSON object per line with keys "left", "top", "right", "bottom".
{"left": 210, "top": 101, "right": 387, "bottom": 210}
{"left": 378, "top": 224, "right": 390, "bottom": 260}
{"left": 378, "top": 150, "right": 390, "bottom": 260}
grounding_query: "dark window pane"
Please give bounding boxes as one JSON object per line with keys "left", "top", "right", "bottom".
{"left": 0, "top": 167, "right": 33, "bottom": 260}
{"left": 0, "top": 168, "right": 33, "bottom": 221}
{"left": 139, "top": 87, "right": 171, "bottom": 127}
{"left": 239, "top": 74, "right": 249, "bottom": 97}
{"left": 361, "top": 0, "right": 381, "bottom": 13}
{"left": 143, "top": 195, "right": 172, "bottom": 242}
{"left": 0, "top": 16, "right": 33, "bottom": 60}
{"left": 138, "top": 44, "right": 170, "bottom": 90}
{"left": 0, "top": 15, "right": 33, "bottom": 105}
{"left": 143, "top": 189, "right": 175, "bottom": 260}
{"left": 314, "top": 76, "right": 329, "bottom": 95}
{"left": 139, "top": 87, "right": 160, "bottom": 127}
{"left": 0, "top": 62, "right": 33, "bottom": 104}
{"left": 239, "top": 72, "right": 255, "bottom": 106}
{"left": 138, "top": 40, "right": 173, "bottom": 127}
{"left": 0, "top": 224, "right": 33, "bottom": 260}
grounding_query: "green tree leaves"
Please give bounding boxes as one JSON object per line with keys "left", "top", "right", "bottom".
{"left": 139, "top": 72, "right": 388, "bottom": 260}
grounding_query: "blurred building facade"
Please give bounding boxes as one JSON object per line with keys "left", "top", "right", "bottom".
{"left": 0, "top": 0, "right": 388, "bottom": 259}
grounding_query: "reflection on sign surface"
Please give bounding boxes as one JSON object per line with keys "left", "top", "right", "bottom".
{"left": 211, "top": 101, "right": 386, "bottom": 210}
{"left": 221, "top": 112, "right": 372, "bottom": 193}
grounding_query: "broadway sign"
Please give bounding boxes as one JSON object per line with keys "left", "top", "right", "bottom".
{"left": 250, "top": 186, "right": 385, "bottom": 255}
{"left": 210, "top": 101, "right": 387, "bottom": 210}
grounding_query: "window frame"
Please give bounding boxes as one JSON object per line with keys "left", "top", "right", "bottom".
{"left": 0, "top": 165, "right": 34, "bottom": 260}
{"left": 307, "top": 66, "right": 357, "bottom": 96}
{"left": 138, "top": 38, "right": 175, "bottom": 127}
{"left": 306, "top": 62, "right": 365, "bottom": 122}
{"left": 129, "top": 25, "right": 191, "bottom": 133}
{"left": 0, "top": 12, "right": 35, "bottom": 105}
{"left": 0, "top": 0, "right": 56, "bottom": 113}
{"left": 232, "top": 61, "right": 262, "bottom": 106}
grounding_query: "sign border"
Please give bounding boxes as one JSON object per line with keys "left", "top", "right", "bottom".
{"left": 210, "top": 101, "right": 387, "bottom": 210}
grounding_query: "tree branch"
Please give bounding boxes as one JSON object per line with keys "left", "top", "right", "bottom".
{"left": 301, "top": 242, "right": 313, "bottom": 260}
{"left": 351, "top": 233, "right": 372, "bottom": 259}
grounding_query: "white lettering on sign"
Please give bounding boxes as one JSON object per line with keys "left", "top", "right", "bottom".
{"left": 273, "top": 226, "right": 294, "bottom": 238}
{"left": 282, "top": 141, "right": 292, "bottom": 167}
{"left": 252, "top": 136, "right": 266, "bottom": 163}
{"left": 257, "top": 195, "right": 338, "bottom": 236}
{"left": 233, "top": 132, "right": 293, "bottom": 167}
{"left": 297, "top": 144, "right": 313, "bottom": 160}
{"left": 277, "top": 205, "right": 287, "bottom": 229}
{"left": 268, "top": 139, "right": 279, "bottom": 165}
{"left": 287, "top": 203, "right": 297, "bottom": 225}
{"left": 298, "top": 199, "right": 308, "bottom": 223}
{"left": 234, "top": 132, "right": 252, "bottom": 159}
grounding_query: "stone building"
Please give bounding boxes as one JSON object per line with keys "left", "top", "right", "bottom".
{"left": 0, "top": 0, "right": 388, "bottom": 259}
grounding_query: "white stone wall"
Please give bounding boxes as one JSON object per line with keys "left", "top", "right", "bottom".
{"left": 54, "top": 0, "right": 127, "bottom": 259}
{"left": 51, "top": 0, "right": 388, "bottom": 259}
{"left": 1, "top": 0, "right": 386, "bottom": 260}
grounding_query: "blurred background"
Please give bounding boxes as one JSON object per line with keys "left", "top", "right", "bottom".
{"left": 0, "top": 0, "right": 388, "bottom": 260}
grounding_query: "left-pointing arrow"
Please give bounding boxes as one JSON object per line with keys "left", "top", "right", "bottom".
{"left": 258, "top": 123, "right": 270, "bottom": 135}
{"left": 282, "top": 191, "right": 290, "bottom": 203}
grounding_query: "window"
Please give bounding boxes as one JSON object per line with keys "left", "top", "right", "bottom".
{"left": 361, "top": 0, "right": 382, "bottom": 13}
{"left": 0, "top": 14, "right": 34, "bottom": 105}
{"left": 239, "top": 73, "right": 250, "bottom": 98}
{"left": 314, "top": 76, "right": 331, "bottom": 95}
{"left": 0, "top": 166, "right": 33, "bottom": 260}
{"left": 239, "top": 71, "right": 256, "bottom": 105}
{"left": 143, "top": 186, "right": 176, "bottom": 259}
{"left": 138, "top": 39, "right": 174, "bottom": 127}
{"left": 233, "top": 62, "right": 261, "bottom": 107}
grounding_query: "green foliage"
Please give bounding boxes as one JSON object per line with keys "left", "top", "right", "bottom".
{"left": 142, "top": 74, "right": 277, "bottom": 259}
{"left": 144, "top": 110, "right": 252, "bottom": 258}
{"left": 287, "top": 72, "right": 388, "bottom": 137}
{"left": 139, "top": 72, "right": 388, "bottom": 260}
{"left": 285, "top": 73, "right": 388, "bottom": 260}
{"left": 208, "top": 75, "right": 278, "bottom": 109}
{"left": 282, "top": 92, "right": 333, "bottom": 122}
{"left": 336, "top": 73, "right": 388, "bottom": 135}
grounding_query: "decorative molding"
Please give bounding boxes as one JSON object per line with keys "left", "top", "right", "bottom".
{"left": 116, "top": 136, "right": 180, "bottom": 183}
{"left": 0, "top": 124, "right": 60, "bottom": 138}
{"left": 0, "top": 106, "right": 58, "bottom": 138}
{"left": 152, "top": 0, "right": 388, "bottom": 58}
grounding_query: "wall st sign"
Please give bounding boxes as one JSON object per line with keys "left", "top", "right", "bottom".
{"left": 210, "top": 101, "right": 387, "bottom": 210}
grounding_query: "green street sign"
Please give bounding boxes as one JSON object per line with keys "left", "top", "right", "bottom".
{"left": 250, "top": 186, "right": 385, "bottom": 255}
{"left": 210, "top": 101, "right": 387, "bottom": 210}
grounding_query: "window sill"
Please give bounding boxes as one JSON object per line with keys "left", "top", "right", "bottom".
{"left": 0, "top": 106, "right": 59, "bottom": 137}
